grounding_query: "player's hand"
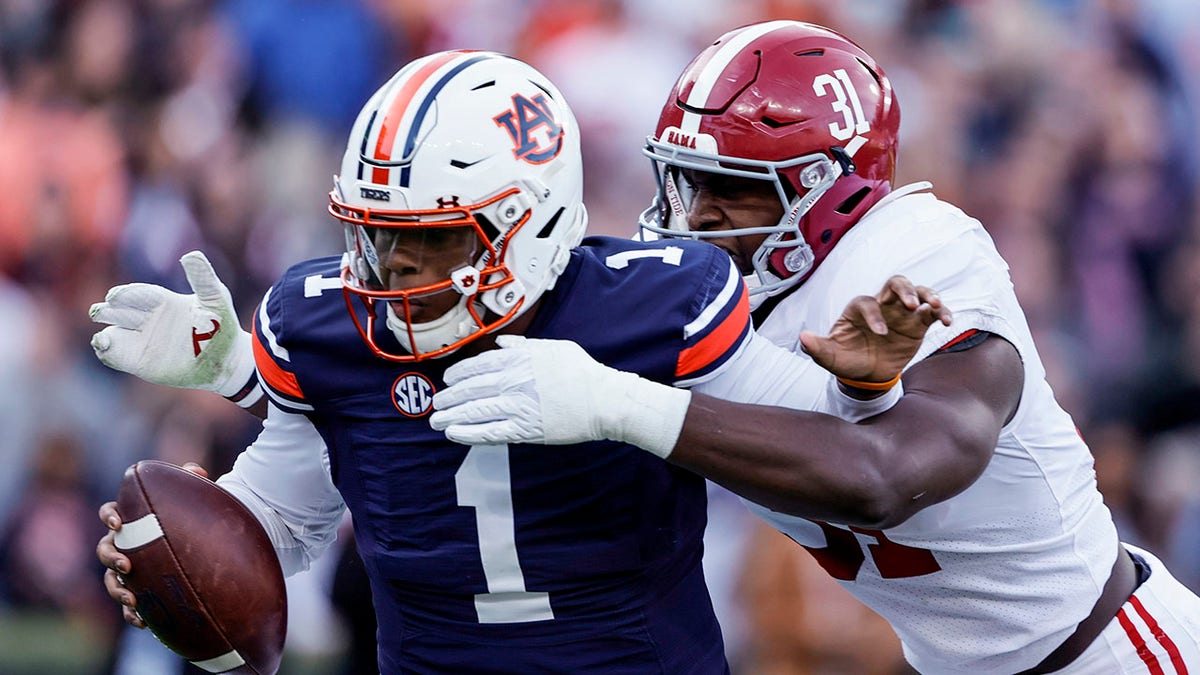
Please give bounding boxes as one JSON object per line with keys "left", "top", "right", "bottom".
{"left": 431, "top": 335, "right": 689, "bottom": 456}
{"left": 89, "top": 251, "right": 256, "bottom": 399}
{"left": 800, "top": 275, "right": 952, "bottom": 384}
{"left": 97, "top": 463, "right": 209, "bottom": 629}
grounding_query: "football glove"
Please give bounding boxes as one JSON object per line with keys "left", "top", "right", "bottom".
{"left": 89, "top": 251, "right": 259, "bottom": 406}
{"left": 431, "top": 335, "right": 691, "bottom": 458}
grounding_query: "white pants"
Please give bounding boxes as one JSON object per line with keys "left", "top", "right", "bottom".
{"left": 1059, "top": 544, "right": 1200, "bottom": 673}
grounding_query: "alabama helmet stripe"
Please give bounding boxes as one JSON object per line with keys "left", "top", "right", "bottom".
{"left": 679, "top": 20, "right": 794, "bottom": 136}
{"left": 368, "top": 51, "right": 491, "bottom": 188}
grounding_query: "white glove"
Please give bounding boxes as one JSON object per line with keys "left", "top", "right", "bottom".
{"left": 430, "top": 335, "right": 692, "bottom": 458}
{"left": 89, "top": 251, "right": 260, "bottom": 406}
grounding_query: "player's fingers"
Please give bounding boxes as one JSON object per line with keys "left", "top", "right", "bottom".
{"left": 444, "top": 419, "right": 530, "bottom": 446}
{"left": 99, "top": 501, "right": 122, "bottom": 530}
{"left": 880, "top": 275, "right": 919, "bottom": 309}
{"left": 180, "top": 462, "right": 209, "bottom": 479}
{"left": 102, "top": 283, "right": 167, "bottom": 314}
{"left": 914, "top": 286, "right": 953, "bottom": 326}
{"left": 442, "top": 340, "right": 528, "bottom": 385}
{"left": 430, "top": 394, "right": 513, "bottom": 431}
{"left": 88, "top": 302, "right": 148, "bottom": 329}
{"left": 799, "top": 331, "right": 837, "bottom": 370}
{"left": 91, "top": 327, "right": 142, "bottom": 368}
{"left": 913, "top": 284, "right": 942, "bottom": 308}
{"left": 104, "top": 567, "right": 136, "bottom": 607}
{"left": 97, "top": 534, "right": 130, "bottom": 575}
{"left": 433, "top": 371, "right": 509, "bottom": 411}
{"left": 180, "top": 251, "right": 226, "bottom": 306}
{"left": 125, "top": 606, "right": 147, "bottom": 629}
{"left": 845, "top": 295, "right": 888, "bottom": 335}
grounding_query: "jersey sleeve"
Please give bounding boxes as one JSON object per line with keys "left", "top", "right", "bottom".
{"left": 892, "top": 226, "right": 1024, "bottom": 365}
{"left": 216, "top": 405, "right": 346, "bottom": 577}
{"left": 674, "top": 255, "right": 753, "bottom": 387}
{"left": 252, "top": 284, "right": 313, "bottom": 414}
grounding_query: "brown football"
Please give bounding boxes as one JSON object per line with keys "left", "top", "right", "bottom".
{"left": 114, "top": 460, "right": 287, "bottom": 675}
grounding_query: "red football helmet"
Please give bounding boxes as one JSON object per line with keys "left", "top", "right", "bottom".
{"left": 639, "top": 20, "right": 900, "bottom": 299}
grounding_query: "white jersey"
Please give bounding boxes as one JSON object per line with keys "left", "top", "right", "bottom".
{"left": 703, "top": 183, "right": 1120, "bottom": 674}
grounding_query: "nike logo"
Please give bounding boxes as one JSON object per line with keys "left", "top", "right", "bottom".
{"left": 192, "top": 319, "right": 221, "bottom": 357}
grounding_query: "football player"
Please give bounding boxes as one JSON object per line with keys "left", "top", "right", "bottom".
{"left": 92, "top": 50, "right": 948, "bottom": 672}
{"left": 430, "top": 22, "right": 1200, "bottom": 674}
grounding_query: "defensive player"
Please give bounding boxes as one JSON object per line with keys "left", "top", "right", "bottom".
{"left": 430, "top": 22, "right": 1200, "bottom": 674}
{"left": 91, "top": 50, "right": 948, "bottom": 673}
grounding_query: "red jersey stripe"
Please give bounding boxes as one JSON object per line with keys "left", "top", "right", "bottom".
{"left": 1117, "top": 607, "right": 1166, "bottom": 675}
{"left": 676, "top": 284, "right": 749, "bottom": 378}
{"left": 1131, "top": 595, "right": 1189, "bottom": 674}
{"left": 940, "top": 328, "right": 980, "bottom": 351}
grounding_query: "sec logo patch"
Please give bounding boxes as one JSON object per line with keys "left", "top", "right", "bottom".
{"left": 392, "top": 372, "right": 436, "bottom": 417}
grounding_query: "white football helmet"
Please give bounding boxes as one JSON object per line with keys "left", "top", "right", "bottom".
{"left": 329, "top": 51, "right": 587, "bottom": 361}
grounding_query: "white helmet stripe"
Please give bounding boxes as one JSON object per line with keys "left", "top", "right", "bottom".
{"left": 680, "top": 20, "right": 794, "bottom": 135}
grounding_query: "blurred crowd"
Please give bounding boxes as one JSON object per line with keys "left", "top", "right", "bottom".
{"left": 0, "top": 0, "right": 1197, "bottom": 673}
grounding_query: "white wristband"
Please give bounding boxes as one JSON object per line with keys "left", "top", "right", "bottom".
{"left": 825, "top": 376, "right": 903, "bottom": 423}
{"left": 603, "top": 372, "right": 693, "bottom": 459}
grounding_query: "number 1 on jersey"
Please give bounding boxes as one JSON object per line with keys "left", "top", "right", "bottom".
{"left": 455, "top": 444, "right": 554, "bottom": 623}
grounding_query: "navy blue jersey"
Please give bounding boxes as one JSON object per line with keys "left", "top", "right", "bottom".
{"left": 251, "top": 236, "right": 749, "bottom": 672}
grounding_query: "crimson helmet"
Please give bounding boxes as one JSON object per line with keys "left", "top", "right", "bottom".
{"left": 639, "top": 20, "right": 900, "bottom": 299}
{"left": 330, "top": 51, "right": 586, "bottom": 361}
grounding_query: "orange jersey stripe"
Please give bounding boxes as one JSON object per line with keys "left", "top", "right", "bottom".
{"left": 371, "top": 51, "right": 464, "bottom": 184}
{"left": 251, "top": 325, "right": 305, "bottom": 401}
{"left": 676, "top": 284, "right": 750, "bottom": 378}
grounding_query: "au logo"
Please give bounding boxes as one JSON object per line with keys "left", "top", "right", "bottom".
{"left": 494, "top": 94, "right": 563, "bottom": 165}
{"left": 392, "top": 372, "right": 436, "bottom": 417}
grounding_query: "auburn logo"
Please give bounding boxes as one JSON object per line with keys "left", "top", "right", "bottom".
{"left": 494, "top": 94, "right": 563, "bottom": 164}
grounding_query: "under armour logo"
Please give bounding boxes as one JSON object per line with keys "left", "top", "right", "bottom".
{"left": 460, "top": 274, "right": 476, "bottom": 288}
{"left": 494, "top": 94, "right": 563, "bottom": 165}
{"left": 436, "top": 195, "right": 460, "bottom": 208}
{"left": 192, "top": 319, "right": 221, "bottom": 356}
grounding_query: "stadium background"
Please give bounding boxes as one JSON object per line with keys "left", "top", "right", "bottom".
{"left": 0, "top": 0, "right": 1198, "bottom": 673}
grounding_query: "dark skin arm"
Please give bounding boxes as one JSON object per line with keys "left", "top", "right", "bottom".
{"left": 670, "top": 335, "right": 1023, "bottom": 529}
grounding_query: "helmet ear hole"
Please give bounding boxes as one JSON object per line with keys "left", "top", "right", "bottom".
{"left": 835, "top": 186, "right": 871, "bottom": 215}
{"left": 475, "top": 213, "right": 501, "bottom": 244}
{"left": 820, "top": 229, "right": 833, "bottom": 244}
{"left": 535, "top": 207, "right": 564, "bottom": 239}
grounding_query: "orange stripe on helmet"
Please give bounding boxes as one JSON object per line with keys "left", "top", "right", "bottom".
{"left": 675, "top": 284, "right": 750, "bottom": 378}
{"left": 251, "top": 325, "right": 305, "bottom": 401}
{"left": 371, "top": 51, "right": 466, "bottom": 185}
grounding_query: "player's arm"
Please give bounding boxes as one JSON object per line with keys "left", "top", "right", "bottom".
{"left": 89, "top": 250, "right": 267, "bottom": 418}
{"left": 674, "top": 334, "right": 1021, "bottom": 527}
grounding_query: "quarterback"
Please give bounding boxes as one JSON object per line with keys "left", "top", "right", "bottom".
{"left": 431, "top": 22, "right": 1200, "bottom": 674}
{"left": 91, "top": 50, "right": 948, "bottom": 673}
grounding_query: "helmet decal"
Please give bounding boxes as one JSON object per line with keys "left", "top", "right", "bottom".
{"left": 494, "top": 94, "right": 564, "bottom": 164}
